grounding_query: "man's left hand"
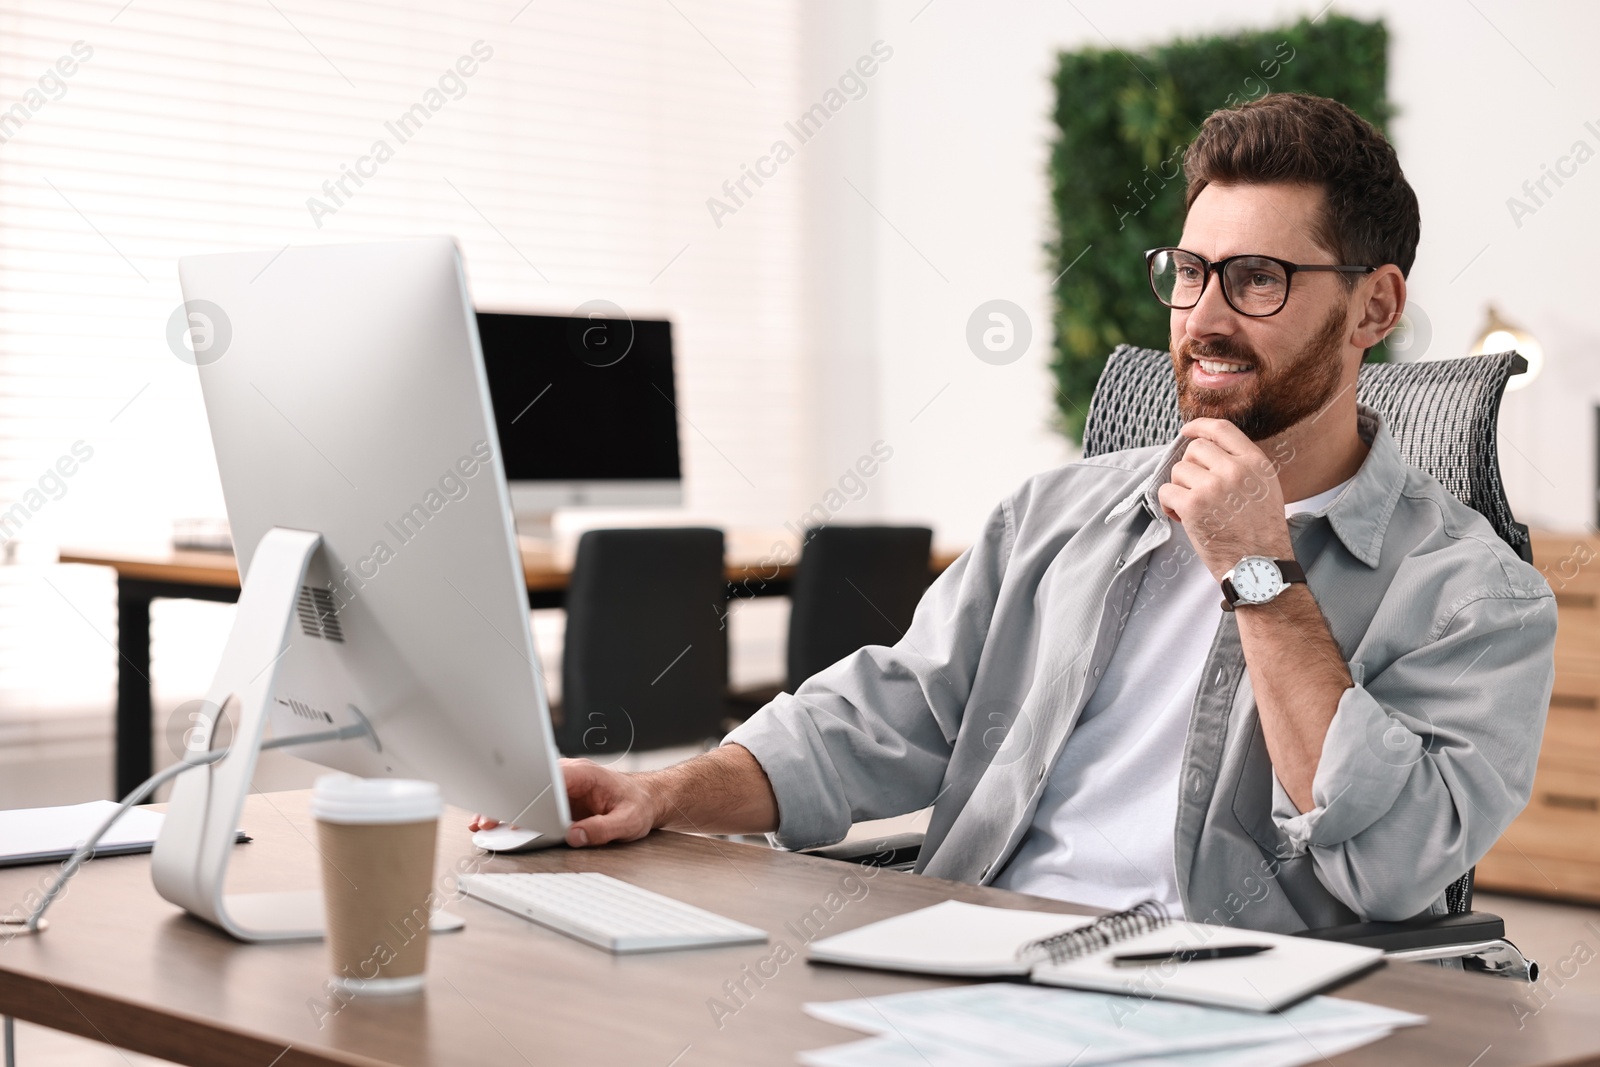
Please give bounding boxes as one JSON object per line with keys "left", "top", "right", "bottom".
{"left": 1156, "top": 419, "right": 1294, "bottom": 580}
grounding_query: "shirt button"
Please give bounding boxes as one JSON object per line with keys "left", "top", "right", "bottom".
{"left": 1036, "top": 765, "right": 1047, "bottom": 783}
{"left": 980, "top": 863, "right": 992, "bottom": 879}
{"left": 1093, "top": 666, "right": 1103, "bottom": 677}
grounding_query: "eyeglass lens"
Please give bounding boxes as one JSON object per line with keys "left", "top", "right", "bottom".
{"left": 1149, "top": 250, "right": 1289, "bottom": 316}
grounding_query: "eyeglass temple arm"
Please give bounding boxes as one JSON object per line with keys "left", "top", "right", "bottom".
{"left": 1292, "top": 265, "right": 1376, "bottom": 274}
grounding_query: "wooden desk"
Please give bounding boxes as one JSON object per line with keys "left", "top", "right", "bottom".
{"left": 3, "top": 791, "right": 1598, "bottom": 1067}
{"left": 59, "top": 541, "right": 961, "bottom": 801}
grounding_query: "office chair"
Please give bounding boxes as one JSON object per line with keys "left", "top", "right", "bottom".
{"left": 556, "top": 528, "right": 730, "bottom": 757}
{"left": 727, "top": 525, "right": 935, "bottom": 714}
{"left": 787, "top": 525, "right": 937, "bottom": 690}
{"left": 808, "top": 346, "right": 1539, "bottom": 981}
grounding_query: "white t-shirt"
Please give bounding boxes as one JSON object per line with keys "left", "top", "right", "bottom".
{"left": 992, "top": 478, "right": 1352, "bottom": 917}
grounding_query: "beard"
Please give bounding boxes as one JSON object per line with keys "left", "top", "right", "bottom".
{"left": 1171, "top": 301, "right": 1349, "bottom": 441}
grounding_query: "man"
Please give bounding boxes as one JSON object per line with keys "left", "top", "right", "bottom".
{"left": 481, "top": 93, "right": 1556, "bottom": 932}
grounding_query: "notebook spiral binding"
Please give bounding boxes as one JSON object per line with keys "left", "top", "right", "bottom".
{"left": 1017, "top": 899, "right": 1171, "bottom": 965}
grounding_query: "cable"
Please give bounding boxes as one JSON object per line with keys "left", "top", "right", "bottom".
{"left": 0, "top": 721, "right": 369, "bottom": 935}
{"left": 5, "top": 750, "right": 222, "bottom": 934}
{"left": 4, "top": 1013, "right": 14, "bottom": 1067}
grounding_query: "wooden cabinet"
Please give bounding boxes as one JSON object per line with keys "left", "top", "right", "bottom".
{"left": 1477, "top": 531, "right": 1600, "bottom": 902}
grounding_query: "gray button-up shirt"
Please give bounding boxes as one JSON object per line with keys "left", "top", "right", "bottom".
{"left": 725, "top": 407, "right": 1556, "bottom": 932}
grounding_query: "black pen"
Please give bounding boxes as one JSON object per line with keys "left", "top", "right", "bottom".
{"left": 1111, "top": 945, "right": 1273, "bottom": 966}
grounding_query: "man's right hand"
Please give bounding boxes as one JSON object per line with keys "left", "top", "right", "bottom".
{"left": 561, "top": 757, "right": 662, "bottom": 847}
{"left": 467, "top": 743, "right": 777, "bottom": 848}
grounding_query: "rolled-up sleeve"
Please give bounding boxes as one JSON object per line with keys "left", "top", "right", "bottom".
{"left": 723, "top": 501, "right": 1015, "bottom": 851}
{"left": 1271, "top": 590, "right": 1556, "bottom": 920}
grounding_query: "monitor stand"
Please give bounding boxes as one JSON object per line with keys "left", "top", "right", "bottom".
{"left": 149, "top": 527, "right": 461, "bottom": 943}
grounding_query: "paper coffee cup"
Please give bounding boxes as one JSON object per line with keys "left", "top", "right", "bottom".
{"left": 312, "top": 775, "right": 442, "bottom": 995}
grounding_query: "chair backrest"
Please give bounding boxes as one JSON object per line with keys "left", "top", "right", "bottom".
{"left": 1080, "top": 345, "right": 1533, "bottom": 915}
{"left": 559, "top": 528, "right": 728, "bottom": 755}
{"left": 787, "top": 525, "right": 934, "bottom": 691}
{"left": 1081, "top": 345, "right": 1532, "bottom": 562}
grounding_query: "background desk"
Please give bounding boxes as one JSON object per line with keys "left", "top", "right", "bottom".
{"left": 3, "top": 790, "right": 1599, "bottom": 1067}
{"left": 59, "top": 540, "right": 961, "bottom": 800}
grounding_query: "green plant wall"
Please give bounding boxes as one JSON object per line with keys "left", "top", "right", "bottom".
{"left": 1048, "top": 15, "right": 1393, "bottom": 442}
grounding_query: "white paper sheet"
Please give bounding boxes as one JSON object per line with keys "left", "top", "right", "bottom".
{"left": 799, "top": 1026, "right": 1395, "bottom": 1067}
{"left": 802, "top": 983, "right": 1424, "bottom": 1067}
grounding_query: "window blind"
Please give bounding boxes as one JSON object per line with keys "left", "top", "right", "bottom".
{"left": 0, "top": 0, "right": 804, "bottom": 714}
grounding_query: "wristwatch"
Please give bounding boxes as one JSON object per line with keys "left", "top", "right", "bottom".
{"left": 1220, "top": 556, "right": 1306, "bottom": 611}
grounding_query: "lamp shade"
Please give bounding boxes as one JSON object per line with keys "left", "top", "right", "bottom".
{"left": 1470, "top": 304, "right": 1543, "bottom": 391}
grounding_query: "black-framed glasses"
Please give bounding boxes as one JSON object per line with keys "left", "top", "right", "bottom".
{"left": 1145, "top": 247, "right": 1375, "bottom": 318}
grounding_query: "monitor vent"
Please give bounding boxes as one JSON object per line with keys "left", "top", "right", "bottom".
{"left": 278, "top": 697, "right": 334, "bottom": 724}
{"left": 296, "top": 585, "right": 344, "bottom": 643}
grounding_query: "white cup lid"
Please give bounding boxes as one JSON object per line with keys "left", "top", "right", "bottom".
{"left": 311, "top": 774, "right": 442, "bottom": 824}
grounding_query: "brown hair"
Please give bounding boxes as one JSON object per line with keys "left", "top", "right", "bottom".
{"left": 1182, "top": 93, "right": 1420, "bottom": 277}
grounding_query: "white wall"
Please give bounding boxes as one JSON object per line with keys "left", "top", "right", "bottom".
{"left": 795, "top": 1, "right": 886, "bottom": 520}
{"left": 841, "top": 0, "right": 1600, "bottom": 543}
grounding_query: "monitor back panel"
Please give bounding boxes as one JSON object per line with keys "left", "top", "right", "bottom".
{"left": 178, "top": 236, "right": 568, "bottom": 832}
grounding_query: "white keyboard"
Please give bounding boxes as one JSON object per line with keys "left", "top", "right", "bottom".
{"left": 459, "top": 872, "right": 767, "bottom": 954}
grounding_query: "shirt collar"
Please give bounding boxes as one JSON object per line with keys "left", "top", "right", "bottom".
{"left": 1106, "top": 404, "right": 1406, "bottom": 569}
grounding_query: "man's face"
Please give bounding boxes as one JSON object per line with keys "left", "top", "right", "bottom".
{"left": 1169, "top": 182, "right": 1357, "bottom": 441}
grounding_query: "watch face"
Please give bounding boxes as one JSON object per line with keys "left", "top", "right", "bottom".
{"left": 1231, "top": 557, "right": 1283, "bottom": 603}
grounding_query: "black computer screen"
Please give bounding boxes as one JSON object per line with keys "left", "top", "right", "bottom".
{"left": 476, "top": 311, "right": 681, "bottom": 482}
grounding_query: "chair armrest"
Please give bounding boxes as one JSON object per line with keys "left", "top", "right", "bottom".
{"left": 802, "top": 831, "right": 925, "bottom": 870}
{"left": 1297, "top": 910, "right": 1506, "bottom": 952}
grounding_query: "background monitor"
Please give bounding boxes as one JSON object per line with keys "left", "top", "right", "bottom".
{"left": 476, "top": 311, "right": 683, "bottom": 531}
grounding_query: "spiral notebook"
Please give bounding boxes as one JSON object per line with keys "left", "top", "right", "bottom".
{"left": 805, "top": 899, "right": 1384, "bottom": 1012}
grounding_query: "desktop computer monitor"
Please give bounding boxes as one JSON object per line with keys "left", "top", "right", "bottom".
{"left": 152, "top": 237, "right": 570, "bottom": 941}
{"left": 476, "top": 311, "right": 682, "bottom": 534}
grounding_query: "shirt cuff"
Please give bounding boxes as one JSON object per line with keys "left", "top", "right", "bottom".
{"left": 721, "top": 694, "right": 854, "bottom": 851}
{"left": 1271, "top": 681, "right": 1417, "bottom": 850}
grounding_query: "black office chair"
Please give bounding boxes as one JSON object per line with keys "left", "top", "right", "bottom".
{"left": 810, "top": 346, "right": 1539, "bottom": 981}
{"left": 788, "top": 525, "right": 936, "bottom": 690}
{"left": 556, "top": 528, "right": 730, "bottom": 758}
{"left": 728, "top": 525, "right": 934, "bottom": 713}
